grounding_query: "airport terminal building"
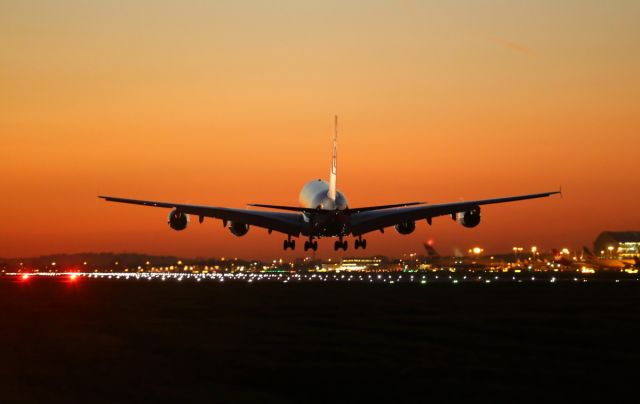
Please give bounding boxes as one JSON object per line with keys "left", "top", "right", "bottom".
{"left": 594, "top": 231, "right": 640, "bottom": 259}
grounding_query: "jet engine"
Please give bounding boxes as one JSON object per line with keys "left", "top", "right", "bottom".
{"left": 457, "top": 208, "right": 481, "bottom": 228}
{"left": 228, "top": 221, "right": 250, "bottom": 237}
{"left": 168, "top": 209, "right": 189, "bottom": 231}
{"left": 395, "top": 220, "right": 416, "bottom": 235}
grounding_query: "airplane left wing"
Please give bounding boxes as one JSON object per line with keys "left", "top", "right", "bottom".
{"left": 99, "top": 196, "right": 303, "bottom": 236}
{"left": 349, "top": 191, "right": 560, "bottom": 236}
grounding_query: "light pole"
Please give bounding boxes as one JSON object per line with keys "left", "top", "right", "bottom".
{"left": 513, "top": 247, "right": 523, "bottom": 262}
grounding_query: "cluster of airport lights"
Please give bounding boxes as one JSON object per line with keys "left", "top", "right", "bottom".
{"left": 9, "top": 271, "right": 640, "bottom": 285}
{"left": 8, "top": 245, "right": 604, "bottom": 275}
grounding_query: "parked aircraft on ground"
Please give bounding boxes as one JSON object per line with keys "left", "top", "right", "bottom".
{"left": 552, "top": 247, "right": 638, "bottom": 270}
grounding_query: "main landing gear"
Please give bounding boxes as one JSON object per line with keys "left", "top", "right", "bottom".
{"left": 354, "top": 236, "right": 367, "bottom": 250}
{"left": 283, "top": 236, "right": 296, "bottom": 250}
{"left": 304, "top": 237, "right": 318, "bottom": 252}
{"left": 286, "top": 236, "right": 366, "bottom": 251}
{"left": 334, "top": 237, "right": 348, "bottom": 251}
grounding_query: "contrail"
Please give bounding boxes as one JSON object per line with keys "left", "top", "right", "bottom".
{"left": 486, "top": 35, "right": 536, "bottom": 56}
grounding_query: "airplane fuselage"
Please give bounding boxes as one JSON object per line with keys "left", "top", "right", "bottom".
{"left": 299, "top": 179, "right": 349, "bottom": 237}
{"left": 299, "top": 179, "right": 348, "bottom": 211}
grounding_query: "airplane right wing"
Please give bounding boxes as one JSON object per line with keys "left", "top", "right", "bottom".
{"left": 349, "top": 191, "right": 560, "bottom": 236}
{"left": 99, "top": 196, "right": 304, "bottom": 236}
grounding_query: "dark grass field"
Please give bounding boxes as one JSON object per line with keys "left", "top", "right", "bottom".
{"left": 2, "top": 278, "right": 640, "bottom": 403}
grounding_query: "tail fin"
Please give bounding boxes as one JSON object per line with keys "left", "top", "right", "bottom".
{"left": 423, "top": 241, "right": 441, "bottom": 259}
{"left": 328, "top": 115, "right": 338, "bottom": 201}
{"left": 582, "top": 246, "right": 596, "bottom": 259}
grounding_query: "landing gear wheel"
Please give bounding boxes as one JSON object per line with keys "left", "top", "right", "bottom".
{"left": 362, "top": 239, "right": 367, "bottom": 249}
{"left": 290, "top": 240, "right": 295, "bottom": 250}
{"left": 283, "top": 240, "right": 289, "bottom": 250}
{"left": 355, "top": 239, "right": 360, "bottom": 249}
{"left": 305, "top": 238, "right": 318, "bottom": 252}
{"left": 334, "top": 239, "right": 348, "bottom": 251}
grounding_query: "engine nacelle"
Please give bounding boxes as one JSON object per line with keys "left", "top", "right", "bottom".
{"left": 395, "top": 220, "right": 416, "bottom": 235}
{"left": 228, "top": 221, "right": 250, "bottom": 237}
{"left": 457, "top": 208, "right": 481, "bottom": 228}
{"left": 168, "top": 209, "right": 189, "bottom": 231}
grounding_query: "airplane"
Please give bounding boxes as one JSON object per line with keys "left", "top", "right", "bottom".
{"left": 421, "top": 242, "right": 460, "bottom": 268}
{"left": 422, "top": 242, "right": 510, "bottom": 269}
{"left": 99, "top": 116, "right": 560, "bottom": 251}
{"left": 581, "top": 247, "right": 636, "bottom": 269}
{"left": 551, "top": 247, "right": 636, "bottom": 271}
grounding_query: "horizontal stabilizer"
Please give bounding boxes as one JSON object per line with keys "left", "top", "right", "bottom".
{"left": 347, "top": 202, "right": 426, "bottom": 213}
{"left": 248, "top": 202, "right": 426, "bottom": 213}
{"left": 248, "top": 204, "right": 309, "bottom": 212}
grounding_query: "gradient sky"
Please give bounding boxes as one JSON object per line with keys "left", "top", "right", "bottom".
{"left": 1, "top": 0, "right": 639, "bottom": 259}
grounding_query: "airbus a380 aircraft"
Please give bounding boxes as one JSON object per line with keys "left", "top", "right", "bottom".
{"left": 100, "top": 117, "right": 560, "bottom": 251}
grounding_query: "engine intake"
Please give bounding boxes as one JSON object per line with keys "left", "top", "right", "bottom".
{"left": 168, "top": 209, "right": 189, "bottom": 231}
{"left": 395, "top": 220, "right": 416, "bottom": 235}
{"left": 457, "top": 207, "right": 481, "bottom": 228}
{"left": 228, "top": 221, "right": 250, "bottom": 237}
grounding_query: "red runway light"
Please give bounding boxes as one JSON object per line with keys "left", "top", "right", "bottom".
{"left": 69, "top": 274, "right": 78, "bottom": 281}
{"left": 21, "top": 274, "right": 30, "bottom": 280}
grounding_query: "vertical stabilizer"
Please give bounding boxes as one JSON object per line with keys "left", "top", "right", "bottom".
{"left": 328, "top": 115, "right": 338, "bottom": 201}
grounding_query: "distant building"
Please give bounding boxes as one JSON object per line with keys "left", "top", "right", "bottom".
{"left": 336, "top": 257, "right": 384, "bottom": 271}
{"left": 594, "top": 231, "right": 640, "bottom": 259}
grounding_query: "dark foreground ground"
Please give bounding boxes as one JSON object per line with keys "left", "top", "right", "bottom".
{"left": 2, "top": 278, "right": 640, "bottom": 403}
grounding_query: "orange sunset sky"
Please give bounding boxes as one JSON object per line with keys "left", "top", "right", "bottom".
{"left": 1, "top": 1, "right": 639, "bottom": 259}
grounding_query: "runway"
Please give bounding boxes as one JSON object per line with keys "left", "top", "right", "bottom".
{"left": 2, "top": 277, "right": 640, "bottom": 402}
